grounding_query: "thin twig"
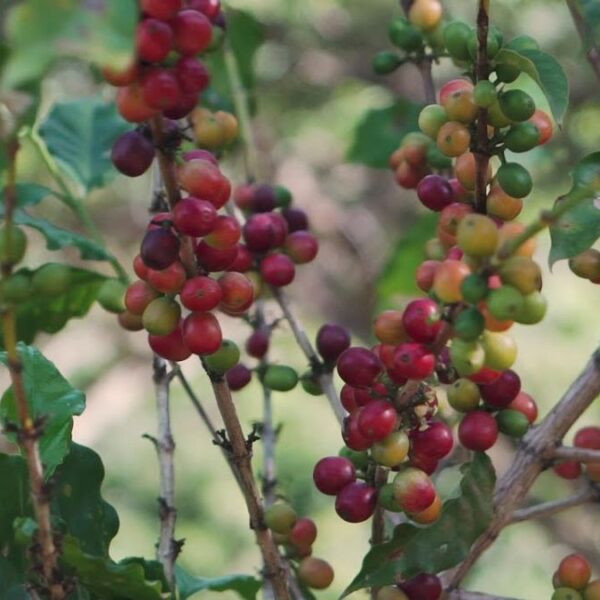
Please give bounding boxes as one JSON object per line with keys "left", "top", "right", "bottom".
{"left": 1, "top": 139, "right": 64, "bottom": 599}
{"left": 509, "top": 486, "right": 599, "bottom": 524}
{"left": 566, "top": 0, "right": 600, "bottom": 84}
{"left": 447, "top": 591, "right": 522, "bottom": 600}
{"left": 553, "top": 446, "right": 600, "bottom": 463}
{"left": 448, "top": 349, "right": 600, "bottom": 589}
{"left": 150, "top": 357, "right": 178, "bottom": 591}
{"left": 210, "top": 380, "right": 291, "bottom": 599}
{"left": 369, "top": 466, "right": 389, "bottom": 600}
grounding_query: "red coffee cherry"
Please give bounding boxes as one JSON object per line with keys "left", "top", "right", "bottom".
{"left": 334, "top": 482, "right": 377, "bottom": 523}
{"left": 218, "top": 272, "right": 254, "bottom": 312}
{"left": 297, "top": 557, "right": 334, "bottom": 590}
{"left": 140, "top": 228, "right": 180, "bottom": 271}
{"left": 204, "top": 215, "right": 242, "bottom": 249}
{"left": 313, "top": 456, "right": 356, "bottom": 495}
{"left": 357, "top": 400, "right": 398, "bottom": 442}
{"left": 410, "top": 421, "right": 454, "bottom": 459}
{"left": 195, "top": 241, "right": 238, "bottom": 271}
{"left": 316, "top": 324, "right": 351, "bottom": 363}
{"left": 553, "top": 461, "right": 582, "bottom": 480}
{"left": 399, "top": 573, "right": 443, "bottom": 600}
{"left": 337, "top": 347, "right": 382, "bottom": 388}
{"left": 178, "top": 159, "right": 230, "bottom": 208}
{"left": 227, "top": 244, "right": 253, "bottom": 273}
{"left": 340, "top": 385, "right": 375, "bottom": 412}
{"left": 458, "top": 410, "right": 498, "bottom": 451}
{"left": 187, "top": 0, "right": 221, "bottom": 20}
{"left": 285, "top": 231, "right": 319, "bottom": 264}
{"left": 479, "top": 369, "right": 521, "bottom": 409}
{"left": 251, "top": 184, "right": 277, "bottom": 213}
{"left": 173, "top": 197, "right": 218, "bottom": 237}
{"left": 182, "top": 149, "right": 218, "bottom": 166}
{"left": 260, "top": 253, "right": 295, "bottom": 287}
{"left": 393, "top": 343, "right": 436, "bottom": 380}
{"left": 507, "top": 391, "right": 538, "bottom": 424}
{"left": 226, "top": 363, "right": 252, "bottom": 390}
{"left": 116, "top": 84, "right": 158, "bottom": 123}
{"left": 136, "top": 18, "right": 173, "bottom": 63}
{"left": 402, "top": 298, "right": 442, "bottom": 343}
{"left": 147, "top": 261, "right": 187, "bottom": 294}
{"left": 111, "top": 131, "right": 155, "bottom": 177}
{"left": 417, "top": 175, "right": 454, "bottom": 211}
{"left": 133, "top": 254, "right": 150, "bottom": 280}
{"left": 558, "top": 554, "right": 592, "bottom": 590}
{"left": 289, "top": 517, "right": 317, "bottom": 547}
{"left": 172, "top": 9, "right": 213, "bottom": 55}
{"left": 180, "top": 276, "right": 223, "bottom": 311}
{"left": 174, "top": 56, "right": 210, "bottom": 95}
{"left": 574, "top": 426, "right": 600, "bottom": 450}
{"left": 393, "top": 467, "right": 437, "bottom": 513}
{"left": 342, "top": 410, "right": 373, "bottom": 451}
{"left": 142, "top": 68, "right": 181, "bottom": 111}
{"left": 243, "top": 214, "right": 278, "bottom": 252}
{"left": 141, "top": 0, "right": 183, "bottom": 20}
{"left": 125, "top": 280, "right": 161, "bottom": 315}
{"left": 163, "top": 92, "right": 200, "bottom": 120}
{"left": 182, "top": 312, "right": 223, "bottom": 355}
{"left": 148, "top": 323, "right": 191, "bottom": 362}
{"left": 408, "top": 450, "right": 439, "bottom": 475}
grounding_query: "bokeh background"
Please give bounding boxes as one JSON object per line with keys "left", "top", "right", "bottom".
{"left": 3, "top": 0, "right": 600, "bottom": 598}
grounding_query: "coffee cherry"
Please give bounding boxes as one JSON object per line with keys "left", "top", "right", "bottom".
{"left": 554, "top": 461, "right": 582, "bottom": 480}
{"left": 371, "top": 431, "right": 410, "bottom": 467}
{"left": 142, "top": 0, "right": 182, "bottom": 20}
{"left": 408, "top": 0, "right": 442, "bottom": 32}
{"left": 374, "top": 310, "right": 407, "bottom": 345}
{"left": 342, "top": 410, "right": 373, "bottom": 451}
{"left": 479, "top": 369, "right": 520, "bottom": 409}
{"left": 574, "top": 427, "right": 600, "bottom": 450}
{"left": 316, "top": 324, "right": 351, "bottom": 363}
{"left": 204, "top": 215, "right": 241, "bottom": 250}
{"left": 111, "top": 131, "right": 155, "bottom": 177}
{"left": 281, "top": 208, "right": 308, "bottom": 232}
{"left": 443, "top": 21, "right": 472, "bottom": 61}
{"left": 416, "top": 175, "right": 454, "bottom": 211}
{"left": 432, "top": 260, "right": 471, "bottom": 303}
{"left": 558, "top": 554, "right": 592, "bottom": 590}
{"left": 450, "top": 339, "right": 485, "bottom": 377}
{"left": 437, "top": 122, "right": 471, "bottom": 157}
{"left": 393, "top": 467, "right": 436, "bottom": 513}
{"left": 260, "top": 253, "right": 295, "bottom": 287}
{"left": 226, "top": 363, "right": 252, "bottom": 391}
{"left": 102, "top": 62, "right": 139, "bottom": 87}
{"left": 142, "top": 297, "right": 181, "bottom": 336}
{"left": 473, "top": 80, "right": 497, "bottom": 108}
{"left": 173, "top": 56, "right": 210, "bottom": 96}
{"left": 455, "top": 152, "right": 491, "bottom": 191}
{"left": 507, "top": 391, "right": 537, "bottom": 424}
{"left": 448, "top": 378, "right": 481, "bottom": 412}
{"left": 340, "top": 385, "right": 371, "bottom": 412}
{"left": 529, "top": 109, "right": 554, "bottom": 144}
{"left": 141, "top": 68, "right": 181, "bottom": 111}
{"left": 285, "top": 231, "right": 318, "bottom": 264}
{"left": 335, "top": 481, "right": 377, "bottom": 522}
{"left": 297, "top": 557, "right": 334, "bottom": 590}
{"left": 180, "top": 276, "right": 222, "bottom": 312}
{"left": 148, "top": 323, "right": 192, "bottom": 362}
{"left": 32, "top": 263, "right": 71, "bottom": 297}
{"left": 458, "top": 410, "right": 498, "bottom": 451}
{"left": 136, "top": 18, "right": 173, "bottom": 63}
{"left": 411, "top": 422, "right": 454, "bottom": 459}
{"left": 552, "top": 589, "right": 583, "bottom": 600}
{"left": 388, "top": 17, "right": 423, "bottom": 51}
{"left": 444, "top": 88, "right": 478, "bottom": 123}
{"left": 289, "top": 517, "right": 317, "bottom": 548}
{"left": 500, "top": 90, "right": 536, "bottom": 122}
{"left": 178, "top": 159, "right": 230, "bottom": 208}
{"left": 402, "top": 299, "right": 442, "bottom": 343}
{"left": 453, "top": 307, "right": 485, "bottom": 342}
{"left": 140, "top": 228, "right": 180, "bottom": 271}
{"left": 418, "top": 105, "right": 448, "bottom": 139}
{"left": 146, "top": 261, "right": 186, "bottom": 294}
{"left": 125, "top": 280, "right": 160, "bottom": 315}
{"left": 218, "top": 272, "right": 254, "bottom": 312}
{"left": 204, "top": 339, "right": 240, "bottom": 374}
{"left": 410, "top": 493, "right": 442, "bottom": 525}
{"left": 497, "top": 162, "right": 532, "bottom": 198}
{"left": 263, "top": 365, "right": 298, "bottom": 392}
{"left": 246, "top": 329, "right": 270, "bottom": 359}
{"left": 357, "top": 400, "right": 398, "bottom": 442}
{"left": 313, "top": 456, "right": 356, "bottom": 495}
{"left": 337, "top": 348, "right": 382, "bottom": 388}
{"left": 172, "top": 9, "right": 212, "bottom": 55}
{"left": 393, "top": 343, "right": 436, "bottom": 380}
{"left": 0, "top": 224, "right": 27, "bottom": 266}
{"left": 2, "top": 272, "right": 32, "bottom": 304}
{"left": 265, "top": 502, "right": 296, "bottom": 535}
{"left": 569, "top": 249, "right": 600, "bottom": 280}
{"left": 183, "top": 312, "right": 222, "bottom": 355}
{"left": 482, "top": 330, "right": 517, "bottom": 371}
{"left": 94, "top": 279, "right": 125, "bottom": 314}
{"left": 583, "top": 581, "right": 600, "bottom": 600}
{"left": 195, "top": 241, "right": 238, "bottom": 271}
{"left": 496, "top": 409, "right": 530, "bottom": 438}
{"left": 461, "top": 274, "right": 488, "bottom": 304}
{"left": 399, "top": 573, "right": 442, "bottom": 600}
{"left": 456, "top": 214, "right": 499, "bottom": 258}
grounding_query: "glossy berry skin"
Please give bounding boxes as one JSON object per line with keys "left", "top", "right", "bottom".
{"left": 416, "top": 175, "right": 454, "bottom": 211}
{"left": 335, "top": 482, "right": 377, "bottom": 523}
{"left": 174, "top": 56, "right": 210, "bottom": 94}
{"left": 195, "top": 241, "right": 238, "bottom": 271}
{"left": 226, "top": 363, "right": 252, "bottom": 390}
{"left": 409, "top": 450, "right": 439, "bottom": 476}
{"left": 393, "top": 467, "right": 436, "bottom": 513}
{"left": 141, "top": 0, "right": 182, "bottom": 20}
{"left": 243, "top": 214, "right": 278, "bottom": 251}
{"left": 313, "top": 456, "right": 356, "bottom": 495}
{"left": 285, "top": 231, "right": 319, "bottom": 264}
{"left": 282, "top": 208, "right": 309, "bottom": 232}
{"left": 118, "top": 311, "right": 144, "bottom": 332}
{"left": 289, "top": 517, "right": 317, "bottom": 548}
{"left": 227, "top": 245, "right": 253, "bottom": 273}
{"left": 188, "top": 0, "right": 221, "bottom": 19}
{"left": 204, "top": 215, "right": 241, "bottom": 249}
{"left": 147, "top": 261, "right": 187, "bottom": 293}
{"left": 574, "top": 427, "right": 600, "bottom": 450}
{"left": 357, "top": 400, "right": 398, "bottom": 442}
{"left": 218, "top": 272, "right": 254, "bottom": 312}
{"left": 142, "top": 69, "right": 181, "bottom": 110}
{"left": 111, "top": 131, "right": 155, "bottom": 177}
{"left": 410, "top": 422, "right": 454, "bottom": 459}
{"left": 148, "top": 324, "right": 191, "bottom": 362}
{"left": 558, "top": 554, "right": 592, "bottom": 590}
{"left": 136, "top": 18, "right": 173, "bottom": 63}
{"left": 116, "top": 85, "right": 158, "bottom": 123}
{"left": 182, "top": 312, "right": 223, "bottom": 355}
{"left": 316, "top": 324, "right": 351, "bottom": 363}
{"left": 340, "top": 385, "right": 372, "bottom": 412}
{"left": 371, "top": 431, "right": 410, "bottom": 467}
{"left": 399, "top": 573, "right": 443, "bottom": 600}
{"left": 337, "top": 347, "right": 382, "bottom": 388}
{"left": 180, "top": 276, "right": 222, "bottom": 311}
{"left": 458, "top": 410, "right": 498, "bottom": 451}
{"left": 178, "top": 159, "right": 230, "bottom": 208}
{"left": 553, "top": 461, "right": 582, "bottom": 480}
{"left": 125, "top": 280, "right": 160, "bottom": 315}
{"left": 507, "top": 391, "right": 538, "bottom": 424}
{"left": 172, "top": 10, "right": 213, "bottom": 55}
{"left": 297, "top": 557, "right": 334, "bottom": 590}
{"left": 163, "top": 92, "right": 199, "bottom": 120}
{"left": 260, "top": 253, "right": 295, "bottom": 287}
{"left": 393, "top": 343, "right": 436, "bottom": 380}
{"left": 342, "top": 410, "right": 373, "bottom": 451}
{"left": 402, "top": 298, "right": 441, "bottom": 343}
{"left": 479, "top": 369, "right": 521, "bottom": 409}
{"left": 142, "top": 297, "right": 181, "bottom": 336}
{"left": 246, "top": 329, "right": 270, "bottom": 359}
{"left": 140, "top": 228, "right": 180, "bottom": 271}
{"left": 173, "top": 197, "right": 218, "bottom": 237}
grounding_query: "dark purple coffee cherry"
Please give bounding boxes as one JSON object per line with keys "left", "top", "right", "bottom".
{"left": 246, "top": 328, "right": 270, "bottom": 359}
{"left": 140, "top": 228, "right": 180, "bottom": 271}
{"left": 111, "top": 131, "right": 155, "bottom": 177}
{"left": 251, "top": 184, "right": 277, "bottom": 213}
{"left": 281, "top": 208, "right": 309, "bottom": 232}
{"left": 316, "top": 324, "right": 351, "bottom": 363}
{"left": 226, "top": 363, "right": 252, "bottom": 390}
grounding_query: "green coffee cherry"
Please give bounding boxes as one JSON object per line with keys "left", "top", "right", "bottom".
{"left": 487, "top": 100, "right": 513, "bottom": 128}
{"left": 418, "top": 104, "right": 448, "bottom": 139}
{"left": 496, "top": 409, "right": 530, "bottom": 438}
{"left": 339, "top": 446, "right": 370, "bottom": 471}
{"left": 426, "top": 145, "right": 453, "bottom": 169}
{"left": 263, "top": 365, "right": 298, "bottom": 392}
{"left": 487, "top": 286, "right": 525, "bottom": 321}
{"left": 2, "top": 271, "right": 32, "bottom": 303}
{"left": 461, "top": 274, "right": 489, "bottom": 304}
{"left": 453, "top": 307, "right": 485, "bottom": 342}
{"left": 515, "top": 291, "right": 547, "bottom": 325}
{"left": 505, "top": 122, "right": 541, "bottom": 153}
{"left": 300, "top": 370, "right": 323, "bottom": 396}
{"left": 32, "top": 263, "right": 72, "bottom": 297}
{"left": 473, "top": 80, "right": 497, "bottom": 108}
{"left": 274, "top": 185, "right": 293, "bottom": 209}
{"left": 442, "top": 21, "right": 472, "bottom": 61}
{"left": 551, "top": 587, "right": 582, "bottom": 600}
{"left": 495, "top": 63, "right": 520, "bottom": 83}
{"left": 204, "top": 339, "right": 240, "bottom": 374}
{"left": 497, "top": 162, "right": 533, "bottom": 198}
{"left": 388, "top": 18, "right": 423, "bottom": 52}
{"left": 0, "top": 224, "right": 27, "bottom": 266}
{"left": 378, "top": 483, "right": 403, "bottom": 512}
{"left": 499, "top": 90, "right": 536, "bottom": 122}
{"left": 450, "top": 339, "right": 485, "bottom": 376}
{"left": 373, "top": 51, "right": 403, "bottom": 75}
{"left": 141, "top": 297, "right": 180, "bottom": 336}
{"left": 264, "top": 502, "right": 297, "bottom": 534}
{"left": 447, "top": 378, "right": 481, "bottom": 412}
{"left": 97, "top": 279, "right": 127, "bottom": 314}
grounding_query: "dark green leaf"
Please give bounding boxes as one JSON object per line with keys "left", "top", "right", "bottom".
{"left": 494, "top": 48, "right": 569, "bottom": 124}
{"left": 2, "top": 267, "right": 109, "bottom": 346}
{"left": 0, "top": 454, "right": 29, "bottom": 550}
{"left": 342, "top": 454, "right": 496, "bottom": 596}
{"left": 0, "top": 557, "right": 26, "bottom": 599}
{"left": 120, "top": 558, "right": 169, "bottom": 592}
{"left": 61, "top": 537, "right": 165, "bottom": 600}
{"left": 0, "top": 345, "right": 86, "bottom": 477}
{"left": 39, "top": 98, "right": 129, "bottom": 192}
{"left": 549, "top": 152, "right": 600, "bottom": 266}
{"left": 577, "top": 0, "right": 600, "bottom": 49}
{"left": 377, "top": 212, "right": 438, "bottom": 307}
{"left": 2, "top": 0, "right": 137, "bottom": 90}
{"left": 176, "top": 566, "right": 262, "bottom": 600}
{"left": 347, "top": 99, "right": 423, "bottom": 168}
{"left": 53, "top": 444, "right": 120, "bottom": 556}
{"left": 9, "top": 184, "right": 60, "bottom": 208}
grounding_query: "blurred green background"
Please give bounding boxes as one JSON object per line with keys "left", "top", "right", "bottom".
{"left": 3, "top": 0, "right": 600, "bottom": 598}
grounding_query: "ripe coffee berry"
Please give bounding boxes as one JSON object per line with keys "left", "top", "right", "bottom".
{"left": 402, "top": 298, "right": 442, "bottom": 343}
{"left": 174, "top": 57, "right": 210, "bottom": 95}
{"left": 393, "top": 342, "right": 436, "bottom": 380}
{"left": 180, "top": 276, "right": 222, "bottom": 311}
{"left": 334, "top": 482, "right": 377, "bottom": 523}
{"left": 399, "top": 573, "right": 443, "bottom": 600}
{"left": 195, "top": 241, "right": 238, "bottom": 271}
{"left": 260, "top": 253, "right": 295, "bottom": 286}
{"left": 136, "top": 18, "right": 173, "bottom": 63}
{"left": 140, "top": 228, "right": 180, "bottom": 271}
{"left": 282, "top": 208, "right": 309, "bottom": 232}
{"left": 479, "top": 369, "right": 521, "bottom": 409}
{"left": 111, "top": 131, "right": 155, "bottom": 177}
{"left": 342, "top": 410, "right": 373, "bottom": 451}
{"left": 393, "top": 467, "right": 437, "bottom": 513}
{"left": 172, "top": 9, "right": 213, "bottom": 55}
{"left": 458, "top": 410, "right": 499, "bottom": 451}
{"left": 316, "top": 324, "right": 351, "bottom": 363}
{"left": 142, "top": 69, "right": 181, "bottom": 111}
{"left": 410, "top": 422, "right": 454, "bottom": 459}
{"left": 148, "top": 324, "right": 191, "bottom": 362}
{"left": 357, "top": 400, "right": 398, "bottom": 441}
{"left": 289, "top": 517, "right": 317, "bottom": 547}
{"left": 141, "top": 0, "right": 182, "bottom": 20}
{"left": 173, "top": 197, "right": 218, "bottom": 237}
{"left": 417, "top": 174, "right": 454, "bottom": 211}
{"left": 204, "top": 215, "right": 242, "bottom": 249}
{"left": 218, "top": 272, "right": 254, "bottom": 312}
{"left": 226, "top": 363, "right": 252, "bottom": 391}
{"left": 313, "top": 456, "right": 356, "bottom": 495}
{"left": 337, "top": 347, "right": 382, "bottom": 388}
{"left": 147, "top": 261, "right": 186, "bottom": 293}
{"left": 246, "top": 329, "right": 270, "bottom": 359}
{"left": 553, "top": 461, "right": 582, "bottom": 480}
{"left": 285, "top": 231, "right": 319, "bottom": 264}
{"left": 182, "top": 312, "right": 223, "bottom": 355}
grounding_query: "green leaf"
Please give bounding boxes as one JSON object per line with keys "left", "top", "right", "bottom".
{"left": 495, "top": 48, "right": 569, "bottom": 124}
{"left": 53, "top": 444, "right": 120, "bottom": 556}
{"left": 2, "top": 267, "right": 109, "bottom": 346}
{"left": 0, "top": 184, "right": 58, "bottom": 209}
{"left": 377, "top": 212, "right": 438, "bottom": 307}
{"left": 0, "top": 345, "right": 86, "bottom": 477}
{"left": 577, "top": 0, "right": 600, "bottom": 49}
{"left": 347, "top": 99, "right": 423, "bottom": 168}
{"left": 61, "top": 537, "right": 165, "bottom": 600}
{"left": 39, "top": 98, "right": 129, "bottom": 192}
{"left": 0, "top": 557, "right": 26, "bottom": 599}
{"left": 549, "top": 152, "right": 600, "bottom": 266}
{"left": 342, "top": 454, "right": 496, "bottom": 597}
{"left": 0, "top": 454, "right": 29, "bottom": 551}
{"left": 176, "top": 566, "right": 262, "bottom": 600}
{"left": 2, "top": 0, "right": 137, "bottom": 90}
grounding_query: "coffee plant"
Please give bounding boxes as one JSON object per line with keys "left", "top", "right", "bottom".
{"left": 1, "top": 0, "right": 600, "bottom": 599}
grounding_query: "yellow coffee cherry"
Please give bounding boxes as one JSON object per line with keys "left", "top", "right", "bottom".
{"left": 457, "top": 214, "right": 499, "bottom": 258}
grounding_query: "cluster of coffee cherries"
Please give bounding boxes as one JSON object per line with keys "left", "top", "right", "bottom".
{"left": 263, "top": 501, "right": 334, "bottom": 591}
{"left": 553, "top": 426, "right": 600, "bottom": 483}
{"left": 552, "top": 553, "right": 599, "bottom": 600}
{"left": 568, "top": 249, "right": 600, "bottom": 286}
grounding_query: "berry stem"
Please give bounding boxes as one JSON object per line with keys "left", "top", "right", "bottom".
{"left": 510, "top": 485, "right": 599, "bottom": 524}
{"left": 369, "top": 466, "right": 389, "bottom": 600}
{"left": 566, "top": 0, "right": 600, "bottom": 84}
{"left": 1, "top": 138, "right": 65, "bottom": 599}
{"left": 474, "top": 0, "right": 491, "bottom": 214}
{"left": 209, "top": 380, "right": 292, "bottom": 600}
{"left": 149, "top": 356, "right": 178, "bottom": 593}
{"left": 448, "top": 348, "right": 600, "bottom": 589}
{"left": 553, "top": 446, "right": 600, "bottom": 463}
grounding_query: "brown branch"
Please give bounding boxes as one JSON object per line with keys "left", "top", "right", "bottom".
{"left": 566, "top": 0, "right": 600, "bottom": 84}
{"left": 447, "top": 591, "right": 521, "bottom": 600}
{"left": 1, "top": 139, "right": 64, "bottom": 599}
{"left": 509, "top": 486, "right": 599, "bottom": 524}
{"left": 148, "top": 357, "right": 178, "bottom": 590}
{"left": 448, "top": 349, "right": 600, "bottom": 589}
{"left": 210, "top": 380, "right": 291, "bottom": 599}
{"left": 553, "top": 446, "right": 600, "bottom": 463}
